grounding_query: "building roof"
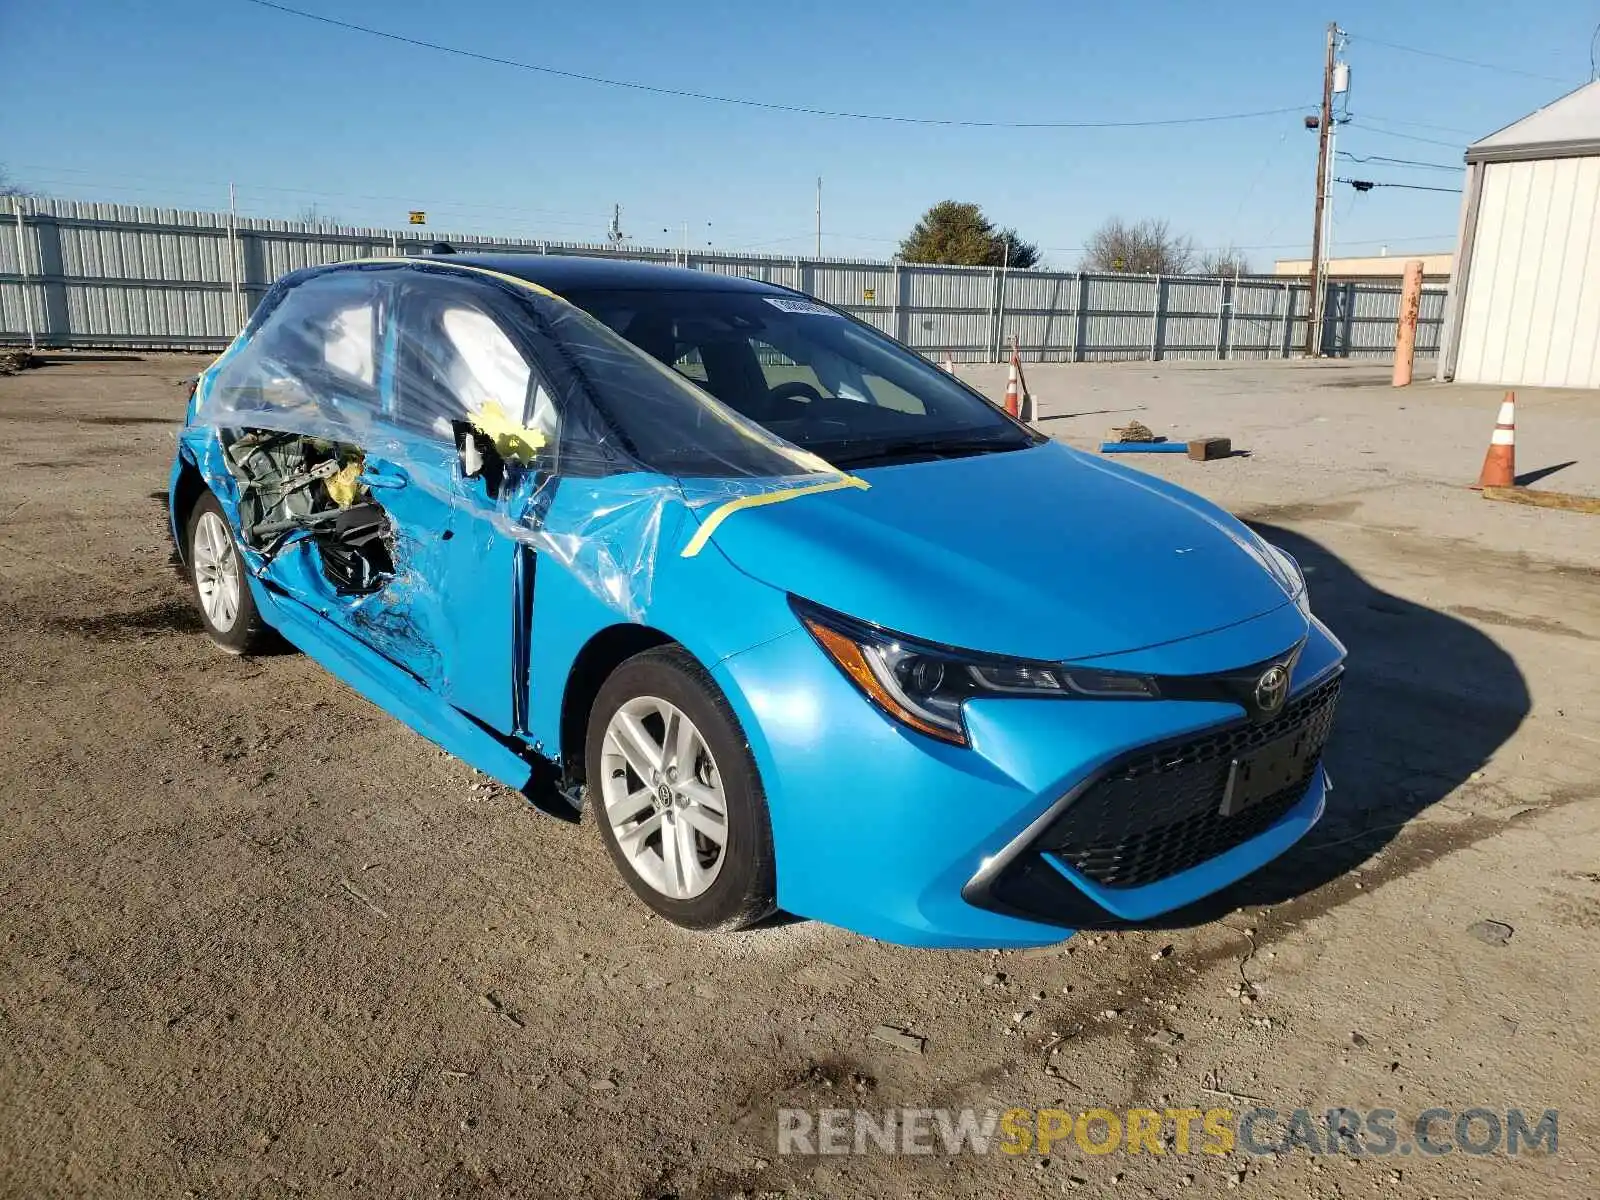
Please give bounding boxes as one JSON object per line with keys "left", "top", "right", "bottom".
{"left": 1274, "top": 252, "right": 1454, "bottom": 278}
{"left": 1467, "top": 79, "right": 1600, "bottom": 164}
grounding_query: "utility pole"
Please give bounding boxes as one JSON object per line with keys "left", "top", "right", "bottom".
{"left": 11, "top": 195, "right": 37, "bottom": 351}
{"left": 1305, "top": 20, "right": 1337, "bottom": 356}
{"left": 996, "top": 231, "right": 1012, "bottom": 362}
{"left": 228, "top": 181, "right": 242, "bottom": 328}
{"left": 815, "top": 176, "right": 822, "bottom": 258}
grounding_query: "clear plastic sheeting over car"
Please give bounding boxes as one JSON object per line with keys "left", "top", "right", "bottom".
{"left": 191, "top": 259, "right": 860, "bottom": 623}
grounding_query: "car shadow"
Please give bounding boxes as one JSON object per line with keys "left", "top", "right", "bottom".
{"left": 1078, "top": 519, "right": 1530, "bottom": 930}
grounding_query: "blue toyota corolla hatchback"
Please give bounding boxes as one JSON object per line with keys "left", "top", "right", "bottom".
{"left": 169, "top": 253, "right": 1344, "bottom": 948}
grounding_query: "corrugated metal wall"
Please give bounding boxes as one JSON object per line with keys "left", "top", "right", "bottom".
{"left": 1454, "top": 156, "right": 1600, "bottom": 388}
{"left": 1, "top": 196, "right": 1445, "bottom": 361}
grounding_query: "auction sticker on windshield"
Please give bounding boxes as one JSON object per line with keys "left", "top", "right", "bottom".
{"left": 762, "top": 297, "right": 838, "bottom": 316}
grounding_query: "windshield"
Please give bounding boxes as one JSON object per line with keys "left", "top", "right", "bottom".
{"left": 560, "top": 288, "right": 1036, "bottom": 469}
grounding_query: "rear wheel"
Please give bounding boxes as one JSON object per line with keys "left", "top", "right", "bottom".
{"left": 187, "top": 492, "right": 269, "bottom": 654}
{"left": 587, "top": 646, "right": 776, "bottom": 931}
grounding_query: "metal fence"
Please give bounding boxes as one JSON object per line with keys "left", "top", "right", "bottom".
{"left": 1, "top": 197, "right": 1446, "bottom": 360}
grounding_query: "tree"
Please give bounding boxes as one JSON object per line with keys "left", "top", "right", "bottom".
{"left": 1198, "top": 245, "right": 1252, "bottom": 278}
{"left": 0, "top": 166, "right": 32, "bottom": 197}
{"left": 993, "top": 226, "right": 1041, "bottom": 269}
{"left": 898, "top": 201, "right": 1040, "bottom": 269}
{"left": 295, "top": 203, "right": 341, "bottom": 227}
{"left": 1082, "top": 217, "right": 1194, "bottom": 275}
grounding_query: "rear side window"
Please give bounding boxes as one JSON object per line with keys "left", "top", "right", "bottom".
{"left": 203, "top": 271, "right": 387, "bottom": 427}
{"left": 322, "top": 301, "right": 377, "bottom": 386}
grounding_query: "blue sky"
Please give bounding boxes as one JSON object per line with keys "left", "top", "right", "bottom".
{"left": 1, "top": 0, "right": 1594, "bottom": 268}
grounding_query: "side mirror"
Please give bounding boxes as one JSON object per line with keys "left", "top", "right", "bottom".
{"left": 457, "top": 427, "right": 486, "bottom": 478}
{"left": 453, "top": 424, "right": 506, "bottom": 498}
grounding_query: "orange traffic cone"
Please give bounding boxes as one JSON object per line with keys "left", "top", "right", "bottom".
{"left": 1474, "top": 392, "right": 1516, "bottom": 490}
{"left": 1002, "top": 359, "right": 1021, "bottom": 417}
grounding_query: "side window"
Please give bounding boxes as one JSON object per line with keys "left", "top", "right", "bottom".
{"left": 209, "top": 271, "right": 385, "bottom": 419}
{"left": 672, "top": 345, "right": 709, "bottom": 383}
{"left": 393, "top": 282, "right": 554, "bottom": 443}
{"left": 440, "top": 307, "right": 531, "bottom": 419}
{"left": 749, "top": 331, "right": 925, "bottom": 414}
{"left": 749, "top": 338, "right": 825, "bottom": 395}
{"left": 322, "top": 301, "right": 376, "bottom": 386}
{"left": 859, "top": 374, "right": 927, "bottom": 415}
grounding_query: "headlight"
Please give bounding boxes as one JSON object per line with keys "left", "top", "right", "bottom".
{"left": 792, "top": 599, "right": 1158, "bottom": 747}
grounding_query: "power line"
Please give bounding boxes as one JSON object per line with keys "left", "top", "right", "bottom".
{"left": 11, "top": 163, "right": 617, "bottom": 222}
{"left": 1345, "top": 122, "right": 1465, "bottom": 149}
{"left": 1338, "top": 151, "right": 1464, "bottom": 172}
{"left": 240, "top": 0, "right": 1312, "bottom": 130}
{"left": 1336, "top": 177, "right": 1464, "bottom": 194}
{"left": 1347, "top": 32, "right": 1570, "bottom": 84}
{"left": 1353, "top": 114, "right": 1479, "bottom": 136}
{"left": 1225, "top": 127, "right": 1293, "bottom": 249}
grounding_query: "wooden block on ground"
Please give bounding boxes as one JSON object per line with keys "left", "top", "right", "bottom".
{"left": 1187, "top": 436, "right": 1232, "bottom": 461}
{"left": 1481, "top": 486, "right": 1600, "bottom": 514}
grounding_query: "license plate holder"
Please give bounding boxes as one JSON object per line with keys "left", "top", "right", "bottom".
{"left": 1220, "top": 730, "right": 1312, "bottom": 817}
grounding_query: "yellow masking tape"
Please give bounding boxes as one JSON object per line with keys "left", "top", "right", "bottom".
{"left": 680, "top": 475, "right": 869, "bottom": 558}
{"left": 470, "top": 398, "right": 547, "bottom": 462}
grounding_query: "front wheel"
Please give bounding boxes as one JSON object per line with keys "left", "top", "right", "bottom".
{"left": 186, "top": 491, "right": 270, "bottom": 654}
{"left": 587, "top": 646, "right": 777, "bottom": 931}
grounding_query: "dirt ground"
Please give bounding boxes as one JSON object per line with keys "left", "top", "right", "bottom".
{"left": 2, "top": 355, "right": 1597, "bottom": 1199}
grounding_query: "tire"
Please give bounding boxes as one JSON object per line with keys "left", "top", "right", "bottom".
{"left": 186, "top": 491, "right": 270, "bottom": 655}
{"left": 587, "top": 645, "right": 777, "bottom": 931}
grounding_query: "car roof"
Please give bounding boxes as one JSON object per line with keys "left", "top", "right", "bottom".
{"left": 386, "top": 253, "right": 794, "bottom": 297}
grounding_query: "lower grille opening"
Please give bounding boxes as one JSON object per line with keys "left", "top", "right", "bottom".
{"left": 1040, "top": 675, "right": 1341, "bottom": 890}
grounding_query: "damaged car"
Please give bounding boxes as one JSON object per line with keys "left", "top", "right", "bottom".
{"left": 168, "top": 255, "right": 1345, "bottom": 948}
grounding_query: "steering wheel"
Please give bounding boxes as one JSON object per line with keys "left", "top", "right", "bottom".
{"left": 768, "top": 380, "right": 825, "bottom": 406}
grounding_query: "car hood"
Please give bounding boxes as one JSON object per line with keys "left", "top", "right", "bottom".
{"left": 696, "top": 440, "right": 1298, "bottom": 662}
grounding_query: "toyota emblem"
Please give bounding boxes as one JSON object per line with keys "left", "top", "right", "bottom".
{"left": 1254, "top": 665, "right": 1290, "bottom": 716}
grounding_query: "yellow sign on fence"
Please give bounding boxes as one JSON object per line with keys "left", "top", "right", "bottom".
{"left": 408, "top": 211, "right": 426, "bottom": 225}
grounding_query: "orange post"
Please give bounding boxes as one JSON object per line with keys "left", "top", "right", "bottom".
{"left": 1474, "top": 392, "right": 1516, "bottom": 490}
{"left": 1392, "top": 259, "right": 1425, "bottom": 387}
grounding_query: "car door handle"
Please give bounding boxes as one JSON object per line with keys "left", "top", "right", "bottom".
{"left": 360, "top": 464, "right": 409, "bottom": 491}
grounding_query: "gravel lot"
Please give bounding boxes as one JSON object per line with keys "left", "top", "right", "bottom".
{"left": 2, "top": 354, "right": 1597, "bottom": 1199}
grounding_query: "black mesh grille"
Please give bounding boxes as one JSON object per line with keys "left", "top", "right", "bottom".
{"left": 1040, "top": 675, "right": 1342, "bottom": 889}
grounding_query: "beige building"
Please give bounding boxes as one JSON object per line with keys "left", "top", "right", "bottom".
{"left": 1273, "top": 252, "right": 1454, "bottom": 281}
{"left": 1439, "top": 79, "right": 1600, "bottom": 388}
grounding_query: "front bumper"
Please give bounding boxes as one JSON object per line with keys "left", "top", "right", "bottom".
{"left": 711, "top": 603, "right": 1345, "bottom": 949}
{"left": 963, "top": 673, "right": 1339, "bottom": 928}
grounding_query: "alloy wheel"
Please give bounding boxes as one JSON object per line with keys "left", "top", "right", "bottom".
{"left": 193, "top": 510, "right": 241, "bottom": 633}
{"left": 599, "top": 695, "right": 729, "bottom": 900}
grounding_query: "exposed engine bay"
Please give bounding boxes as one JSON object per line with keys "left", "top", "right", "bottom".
{"left": 223, "top": 430, "right": 395, "bottom": 595}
